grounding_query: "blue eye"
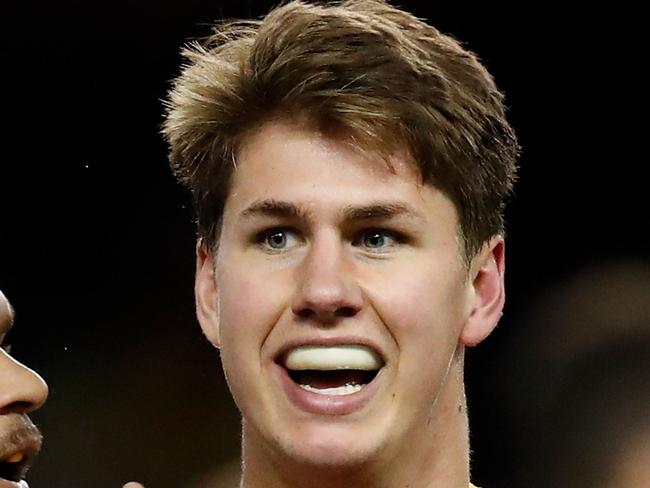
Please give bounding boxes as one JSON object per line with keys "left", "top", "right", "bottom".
{"left": 266, "top": 230, "right": 288, "bottom": 249}
{"left": 358, "top": 229, "right": 400, "bottom": 252}
{"left": 258, "top": 228, "right": 301, "bottom": 251}
{"left": 363, "top": 231, "right": 387, "bottom": 248}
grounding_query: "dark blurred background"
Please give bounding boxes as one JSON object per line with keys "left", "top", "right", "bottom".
{"left": 0, "top": 1, "right": 647, "bottom": 487}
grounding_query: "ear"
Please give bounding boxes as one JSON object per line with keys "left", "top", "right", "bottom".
{"left": 195, "top": 240, "right": 221, "bottom": 348}
{"left": 459, "top": 236, "right": 506, "bottom": 346}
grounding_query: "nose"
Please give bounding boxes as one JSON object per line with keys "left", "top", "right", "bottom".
{"left": 0, "top": 351, "right": 49, "bottom": 414}
{"left": 291, "top": 237, "right": 364, "bottom": 323}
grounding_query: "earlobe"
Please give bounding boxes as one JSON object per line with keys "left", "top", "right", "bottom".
{"left": 459, "top": 236, "right": 506, "bottom": 347}
{"left": 195, "top": 240, "right": 221, "bottom": 348}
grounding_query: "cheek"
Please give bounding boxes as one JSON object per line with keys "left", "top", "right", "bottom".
{"left": 218, "top": 274, "right": 266, "bottom": 344}
{"left": 369, "top": 262, "right": 467, "bottom": 339}
{"left": 216, "top": 272, "right": 270, "bottom": 401}
{"left": 216, "top": 262, "right": 290, "bottom": 350}
{"left": 215, "top": 263, "right": 295, "bottom": 415}
{"left": 365, "top": 260, "right": 468, "bottom": 386}
{"left": 369, "top": 269, "right": 467, "bottom": 408}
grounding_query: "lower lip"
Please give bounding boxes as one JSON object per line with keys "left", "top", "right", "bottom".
{"left": 273, "top": 364, "right": 383, "bottom": 416}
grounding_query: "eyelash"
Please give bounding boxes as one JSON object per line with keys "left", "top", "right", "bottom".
{"left": 353, "top": 229, "right": 405, "bottom": 251}
{"left": 253, "top": 227, "right": 407, "bottom": 252}
{"left": 254, "top": 227, "right": 301, "bottom": 251}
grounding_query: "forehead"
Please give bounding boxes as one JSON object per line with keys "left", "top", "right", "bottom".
{"left": 231, "top": 121, "right": 427, "bottom": 203}
{"left": 220, "top": 121, "right": 462, "bottom": 247}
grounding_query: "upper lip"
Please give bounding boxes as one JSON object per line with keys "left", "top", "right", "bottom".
{"left": 0, "top": 414, "right": 42, "bottom": 480}
{"left": 274, "top": 336, "right": 387, "bottom": 368}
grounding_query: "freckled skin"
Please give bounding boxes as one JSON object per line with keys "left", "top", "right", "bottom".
{"left": 195, "top": 121, "right": 506, "bottom": 488}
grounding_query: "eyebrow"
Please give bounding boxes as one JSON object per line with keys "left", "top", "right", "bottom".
{"left": 341, "top": 202, "right": 426, "bottom": 223}
{"left": 240, "top": 199, "right": 425, "bottom": 224}
{"left": 240, "top": 199, "right": 311, "bottom": 221}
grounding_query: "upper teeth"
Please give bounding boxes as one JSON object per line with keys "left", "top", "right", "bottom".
{"left": 284, "top": 345, "right": 382, "bottom": 371}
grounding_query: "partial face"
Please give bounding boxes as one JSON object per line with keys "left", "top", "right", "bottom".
{"left": 0, "top": 291, "right": 48, "bottom": 487}
{"left": 196, "top": 121, "right": 504, "bottom": 472}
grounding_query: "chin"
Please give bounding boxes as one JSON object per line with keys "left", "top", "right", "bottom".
{"left": 276, "top": 419, "right": 387, "bottom": 470}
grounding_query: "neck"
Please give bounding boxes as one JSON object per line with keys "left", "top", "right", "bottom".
{"left": 241, "top": 350, "right": 470, "bottom": 488}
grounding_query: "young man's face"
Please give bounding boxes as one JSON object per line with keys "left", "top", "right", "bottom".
{"left": 196, "top": 121, "right": 504, "bottom": 470}
{"left": 0, "top": 290, "right": 48, "bottom": 487}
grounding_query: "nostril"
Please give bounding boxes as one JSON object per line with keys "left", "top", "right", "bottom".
{"left": 0, "top": 401, "right": 33, "bottom": 415}
{"left": 296, "top": 308, "right": 315, "bottom": 319}
{"left": 293, "top": 306, "right": 357, "bottom": 320}
{"left": 336, "top": 306, "right": 357, "bottom": 318}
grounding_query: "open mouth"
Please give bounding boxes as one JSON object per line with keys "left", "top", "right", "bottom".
{"left": 0, "top": 451, "right": 31, "bottom": 484}
{"left": 281, "top": 344, "right": 384, "bottom": 396}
